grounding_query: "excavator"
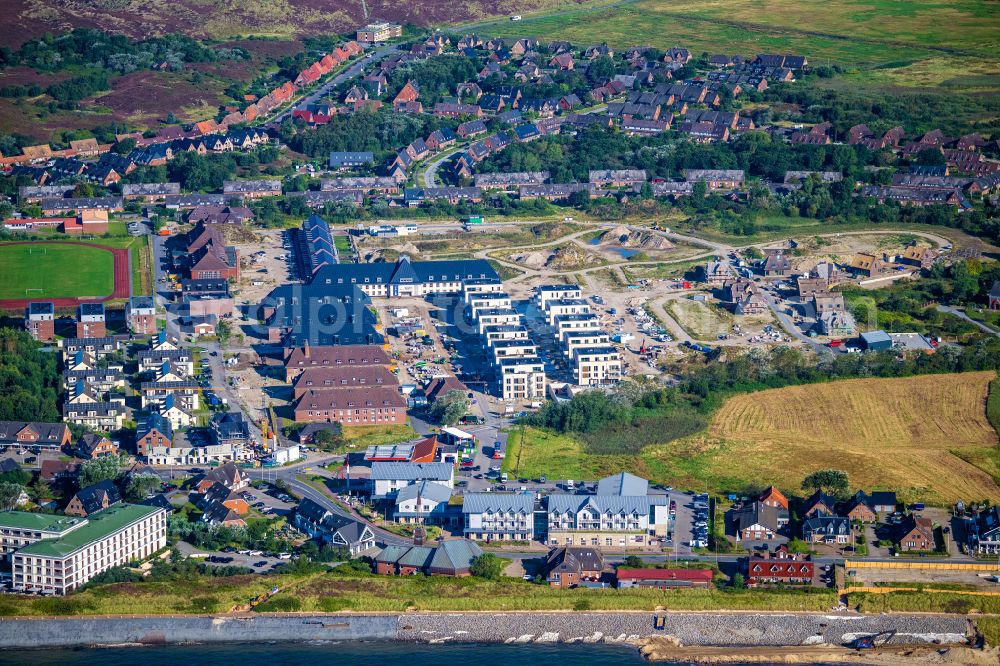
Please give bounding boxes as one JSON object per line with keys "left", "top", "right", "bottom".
{"left": 851, "top": 630, "right": 896, "bottom": 650}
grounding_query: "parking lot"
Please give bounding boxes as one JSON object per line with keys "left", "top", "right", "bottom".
{"left": 235, "top": 229, "right": 293, "bottom": 305}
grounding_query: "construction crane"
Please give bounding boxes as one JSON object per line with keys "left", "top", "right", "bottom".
{"left": 852, "top": 630, "right": 896, "bottom": 650}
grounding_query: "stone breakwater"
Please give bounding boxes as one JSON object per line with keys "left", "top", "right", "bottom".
{"left": 396, "top": 612, "right": 972, "bottom": 647}
{"left": 0, "top": 612, "right": 971, "bottom": 650}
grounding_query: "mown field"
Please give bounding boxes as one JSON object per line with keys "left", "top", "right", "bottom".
{"left": 476, "top": 0, "right": 1000, "bottom": 93}
{"left": 705, "top": 372, "right": 1000, "bottom": 503}
{"left": 509, "top": 372, "right": 1000, "bottom": 504}
{"left": 0, "top": 243, "right": 114, "bottom": 299}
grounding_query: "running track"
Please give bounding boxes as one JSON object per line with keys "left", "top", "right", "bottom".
{"left": 0, "top": 241, "right": 130, "bottom": 309}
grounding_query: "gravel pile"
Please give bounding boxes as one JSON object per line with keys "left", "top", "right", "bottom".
{"left": 397, "top": 612, "right": 970, "bottom": 647}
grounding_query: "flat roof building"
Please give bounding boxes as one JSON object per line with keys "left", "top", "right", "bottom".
{"left": 7, "top": 504, "right": 166, "bottom": 594}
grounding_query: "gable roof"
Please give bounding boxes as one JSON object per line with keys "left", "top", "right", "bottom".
{"left": 71, "top": 479, "right": 122, "bottom": 514}
{"left": 596, "top": 472, "right": 648, "bottom": 496}
{"left": 395, "top": 480, "right": 453, "bottom": 505}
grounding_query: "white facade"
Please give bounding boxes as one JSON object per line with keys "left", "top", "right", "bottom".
{"left": 572, "top": 346, "right": 623, "bottom": 387}
{"left": 497, "top": 357, "right": 547, "bottom": 400}
{"left": 536, "top": 285, "right": 582, "bottom": 310}
{"left": 146, "top": 442, "right": 241, "bottom": 466}
{"left": 545, "top": 299, "right": 592, "bottom": 327}
{"left": 11, "top": 505, "right": 166, "bottom": 595}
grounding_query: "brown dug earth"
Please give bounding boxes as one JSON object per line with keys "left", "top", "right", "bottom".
{"left": 639, "top": 639, "right": 1000, "bottom": 665}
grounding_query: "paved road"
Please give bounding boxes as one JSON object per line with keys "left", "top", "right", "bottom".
{"left": 937, "top": 304, "right": 1000, "bottom": 337}
{"left": 272, "top": 44, "right": 400, "bottom": 124}
{"left": 423, "top": 144, "right": 465, "bottom": 188}
{"left": 763, "top": 291, "right": 833, "bottom": 355}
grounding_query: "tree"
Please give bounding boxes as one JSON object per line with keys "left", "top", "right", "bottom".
{"left": 113, "top": 138, "right": 136, "bottom": 155}
{"left": 430, "top": 389, "right": 470, "bottom": 426}
{"left": 801, "top": 469, "right": 850, "bottom": 497}
{"left": 79, "top": 454, "right": 124, "bottom": 488}
{"left": 623, "top": 555, "right": 645, "bottom": 569}
{"left": 125, "top": 473, "right": 162, "bottom": 501}
{"left": 730, "top": 572, "right": 746, "bottom": 589}
{"left": 72, "top": 182, "right": 95, "bottom": 198}
{"left": 27, "top": 477, "right": 52, "bottom": 501}
{"left": 311, "top": 426, "right": 343, "bottom": 451}
{"left": 469, "top": 552, "right": 503, "bottom": 580}
{"left": 0, "top": 482, "right": 23, "bottom": 510}
{"left": 216, "top": 318, "right": 232, "bottom": 345}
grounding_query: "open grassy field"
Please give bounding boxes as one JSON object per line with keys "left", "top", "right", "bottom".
{"left": 0, "top": 569, "right": 838, "bottom": 616}
{"left": 510, "top": 372, "right": 1000, "bottom": 504}
{"left": 0, "top": 243, "right": 114, "bottom": 299}
{"left": 504, "top": 426, "right": 649, "bottom": 481}
{"left": 706, "top": 372, "right": 1000, "bottom": 503}
{"left": 666, "top": 297, "right": 733, "bottom": 340}
{"left": 476, "top": 0, "right": 999, "bottom": 93}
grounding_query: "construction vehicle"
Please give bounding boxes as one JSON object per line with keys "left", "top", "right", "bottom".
{"left": 852, "top": 630, "right": 896, "bottom": 649}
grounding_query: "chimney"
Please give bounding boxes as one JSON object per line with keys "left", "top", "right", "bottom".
{"left": 303, "top": 340, "right": 310, "bottom": 358}
{"left": 413, "top": 525, "right": 426, "bottom": 546}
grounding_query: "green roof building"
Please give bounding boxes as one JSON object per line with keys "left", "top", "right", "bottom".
{"left": 9, "top": 503, "right": 167, "bottom": 595}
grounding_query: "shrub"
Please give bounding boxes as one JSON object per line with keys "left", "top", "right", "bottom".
{"left": 255, "top": 596, "right": 302, "bottom": 613}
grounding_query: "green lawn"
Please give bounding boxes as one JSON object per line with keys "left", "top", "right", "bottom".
{"left": 0, "top": 243, "right": 114, "bottom": 299}
{"left": 333, "top": 235, "right": 353, "bottom": 255}
{"left": 504, "top": 426, "right": 646, "bottom": 481}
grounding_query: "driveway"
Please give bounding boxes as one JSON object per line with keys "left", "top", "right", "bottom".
{"left": 936, "top": 304, "right": 1000, "bottom": 337}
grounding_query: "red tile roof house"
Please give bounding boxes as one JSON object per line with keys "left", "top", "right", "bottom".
{"left": 745, "top": 548, "right": 814, "bottom": 587}
{"left": 546, "top": 546, "right": 605, "bottom": 588}
{"left": 194, "top": 462, "right": 249, "bottom": 494}
{"left": 895, "top": 515, "right": 935, "bottom": 551}
{"left": 758, "top": 486, "right": 789, "bottom": 510}
{"left": 393, "top": 81, "right": 420, "bottom": 110}
{"left": 616, "top": 568, "right": 713, "bottom": 589}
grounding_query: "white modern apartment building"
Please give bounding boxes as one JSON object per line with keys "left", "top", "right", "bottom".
{"left": 572, "top": 345, "right": 623, "bottom": 387}
{"left": 483, "top": 325, "right": 530, "bottom": 345}
{"left": 0, "top": 513, "right": 87, "bottom": 560}
{"left": 465, "top": 292, "right": 513, "bottom": 320}
{"left": 544, "top": 299, "right": 591, "bottom": 327}
{"left": 7, "top": 504, "right": 167, "bottom": 594}
{"left": 536, "top": 284, "right": 582, "bottom": 311}
{"left": 145, "top": 442, "right": 243, "bottom": 466}
{"left": 497, "top": 356, "right": 547, "bottom": 400}
{"left": 475, "top": 308, "right": 523, "bottom": 335}
{"left": 554, "top": 314, "right": 602, "bottom": 342}
{"left": 562, "top": 330, "right": 612, "bottom": 358}
{"left": 463, "top": 493, "right": 535, "bottom": 541}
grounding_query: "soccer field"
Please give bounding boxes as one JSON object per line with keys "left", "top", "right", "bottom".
{"left": 0, "top": 243, "right": 115, "bottom": 300}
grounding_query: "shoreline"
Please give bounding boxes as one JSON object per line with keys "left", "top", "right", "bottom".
{"left": 0, "top": 610, "right": 977, "bottom": 652}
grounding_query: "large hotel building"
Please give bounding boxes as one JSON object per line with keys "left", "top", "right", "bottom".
{"left": 0, "top": 504, "right": 167, "bottom": 595}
